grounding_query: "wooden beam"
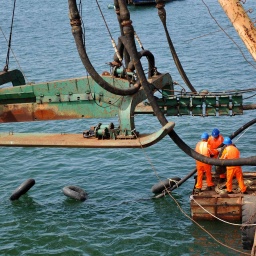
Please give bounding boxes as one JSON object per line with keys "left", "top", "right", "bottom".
{"left": 218, "top": 0, "right": 256, "bottom": 61}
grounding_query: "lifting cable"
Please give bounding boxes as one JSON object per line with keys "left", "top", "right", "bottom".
{"left": 68, "top": 0, "right": 140, "bottom": 96}
{"left": 95, "top": 0, "right": 123, "bottom": 63}
{"left": 0, "top": 26, "right": 27, "bottom": 83}
{"left": 155, "top": 0, "right": 197, "bottom": 93}
{"left": 4, "top": 0, "right": 17, "bottom": 72}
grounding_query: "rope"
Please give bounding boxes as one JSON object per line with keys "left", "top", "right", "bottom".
{"left": 168, "top": 178, "right": 179, "bottom": 188}
{"left": 169, "top": 191, "right": 250, "bottom": 255}
{"left": 134, "top": 31, "right": 144, "bottom": 50}
{"left": 233, "top": 127, "right": 250, "bottom": 144}
{"left": 95, "top": 0, "right": 122, "bottom": 63}
{"left": 131, "top": 130, "right": 251, "bottom": 255}
{"left": 191, "top": 196, "right": 256, "bottom": 227}
{"left": 0, "top": 26, "right": 27, "bottom": 83}
{"left": 4, "top": 0, "right": 17, "bottom": 72}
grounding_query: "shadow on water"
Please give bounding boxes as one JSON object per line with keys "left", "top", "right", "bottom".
{"left": 9, "top": 194, "right": 42, "bottom": 214}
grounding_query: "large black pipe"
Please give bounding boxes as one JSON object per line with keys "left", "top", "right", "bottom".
{"left": 68, "top": 0, "right": 140, "bottom": 96}
{"left": 117, "top": 0, "right": 256, "bottom": 166}
{"left": 230, "top": 118, "right": 256, "bottom": 140}
{"left": 168, "top": 118, "right": 256, "bottom": 192}
{"left": 127, "top": 50, "right": 155, "bottom": 78}
{"left": 68, "top": 0, "right": 256, "bottom": 167}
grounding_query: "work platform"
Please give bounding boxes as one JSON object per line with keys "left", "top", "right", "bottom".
{"left": 190, "top": 172, "right": 256, "bottom": 221}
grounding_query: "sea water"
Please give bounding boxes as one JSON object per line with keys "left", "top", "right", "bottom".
{"left": 0, "top": 0, "right": 255, "bottom": 255}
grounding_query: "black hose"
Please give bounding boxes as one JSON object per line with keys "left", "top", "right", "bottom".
{"left": 68, "top": 0, "right": 140, "bottom": 96}
{"left": 230, "top": 118, "right": 256, "bottom": 140}
{"left": 155, "top": 0, "right": 196, "bottom": 93}
{"left": 152, "top": 168, "right": 197, "bottom": 198}
{"left": 168, "top": 129, "right": 256, "bottom": 166}
{"left": 118, "top": 0, "right": 256, "bottom": 166}
{"left": 113, "top": 0, "right": 130, "bottom": 67}
{"left": 169, "top": 118, "right": 256, "bottom": 192}
{"left": 127, "top": 50, "right": 155, "bottom": 78}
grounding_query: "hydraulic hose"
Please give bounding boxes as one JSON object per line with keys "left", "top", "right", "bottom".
{"left": 68, "top": 0, "right": 140, "bottom": 96}
{"left": 113, "top": 0, "right": 130, "bottom": 67}
{"left": 127, "top": 50, "right": 155, "bottom": 78}
{"left": 230, "top": 118, "right": 256, "bottom": 140}
{"left": 168, "top": 118, "right": 256, "bottom": 192}
{"left": 155, "top": 0, "right": 196, "bottom": 93}
{"left": 118, "top": 0, "right": 256, "bottom": 166}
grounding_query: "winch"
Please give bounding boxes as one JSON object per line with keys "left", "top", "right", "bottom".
{"left": 83, "top": 123, "right": 117, "bottom": 140}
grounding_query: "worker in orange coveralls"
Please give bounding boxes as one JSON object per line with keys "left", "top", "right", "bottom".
{"left": 194, "top": 132, "right": 215, "bottom": 193}
{"left": 207, "top": 128, "right": 225, "bottom": 181}
{"left": 219, "top": 137, "right": 247, "bottom": 194}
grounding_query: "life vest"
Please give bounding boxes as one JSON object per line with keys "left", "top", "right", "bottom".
{"left": 195, "top": 141, "right": 210, "bottom": 157}
{"left": 195, "top": 141, "right": 211, "bottom": 166}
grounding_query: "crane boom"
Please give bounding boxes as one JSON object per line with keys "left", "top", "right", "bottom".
{"left": 218, "top": 0, "right": 256, "bottom": 61}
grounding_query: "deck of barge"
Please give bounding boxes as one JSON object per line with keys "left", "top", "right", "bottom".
{"left": 190, "top": 172, "right": 256, "bottom": 221}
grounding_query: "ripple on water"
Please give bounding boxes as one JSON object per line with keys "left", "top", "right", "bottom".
{"left": 0, "top": 1, "right": 255, "bottom": 255}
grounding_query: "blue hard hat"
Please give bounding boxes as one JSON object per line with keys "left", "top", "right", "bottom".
{"left": 223, "top": 137, "right": 232, "bottom": 145}
{"left": 212, "top": 128, "right": 220, "bottom": 138}
{"left": 201, "top": 132, "right": 209, "bottom": 140}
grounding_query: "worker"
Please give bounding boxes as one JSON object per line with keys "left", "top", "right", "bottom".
{"left": 194, "top": 132, "right": 215, "bottom": 193}
{"left": 208, "top": 128, "right": 224, "bottom": 158}
{"left": 219, "top": 137, "right": 247, "bottom": 194}
{"left": 207, "top": 128, "right": 225, "bottom": 181}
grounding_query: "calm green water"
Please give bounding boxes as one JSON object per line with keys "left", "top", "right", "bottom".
{"left": 0, "top": 1, "right": 256, "bottom": 255}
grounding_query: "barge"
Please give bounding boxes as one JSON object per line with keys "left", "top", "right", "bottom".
{"left": 191, "top": 172, "right": 256, "bottom": 251}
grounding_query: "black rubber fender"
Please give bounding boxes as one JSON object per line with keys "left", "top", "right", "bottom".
{"left": 63, "top": 185, "right": 87, "bottom": 201}
{"left": 151, "top": 177, "right": 181, "bottom": 194}
{"left": 10, "top": 178, "right": 35, "bottom": 201}
{"left": 241, "top": 195, "right": 256, "bottom": 250}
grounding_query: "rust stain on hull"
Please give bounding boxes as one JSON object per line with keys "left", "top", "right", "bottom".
{"left": 0, "top": 104, "right": 85, "bottom": 122}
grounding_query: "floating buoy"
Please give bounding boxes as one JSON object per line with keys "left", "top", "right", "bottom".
{"left": 63, "top": 185, "right": 87, "bottom": 201}
{"left": 107, "top": 4, "right": 115, "bottom": 9}
{"left": 10, "top": 178, "right": 36, "bottom": 201}
{"left": 151, "top": 177, "right": 181, "bottom": 194}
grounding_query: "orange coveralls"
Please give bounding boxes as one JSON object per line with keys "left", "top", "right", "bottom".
{"left": 208, "top": 135, "right": 224, "bottom": 157}
{"left": 195, "top": 141, "right": 214, "bottom": 189}
{"left": 220, "top": 145, "right": 246, "bottom": 193}
{"left": 208, "top": 134, "right": 225, "bottom": 178}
